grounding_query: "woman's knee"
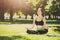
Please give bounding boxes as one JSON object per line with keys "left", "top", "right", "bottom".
{"left": 26, "top": 30, "right": 38, "bottom": 34}
{"left": 38, "top": 29, "right": 48, "bottom": 34}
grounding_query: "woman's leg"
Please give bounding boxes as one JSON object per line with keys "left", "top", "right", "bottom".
{"left": 38, "top": 29, "right": 48, "bottom": 34}
{"left": 27, "top": 29, "right": 38, "bottom": 34}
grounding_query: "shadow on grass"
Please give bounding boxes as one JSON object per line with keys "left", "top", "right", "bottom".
{"left": 0, "top": 19, "right": 33, "bottom": 24}
{"left": 54, "top": 26, "right": 60, "bottom": 33}
{"left": 0, "top": 19, "right": 60, "bottom": 24}
{"left": 46, "top": 20, "right": 60, "bottom": 24}
{"left": 0, "top": 36, "right": 30, "bottom": 40}
{"left": 10, "top": 19, "right": 60, "bottom": 24}
{"left": 12, "top": 20, "right": 33, "bottom": 24}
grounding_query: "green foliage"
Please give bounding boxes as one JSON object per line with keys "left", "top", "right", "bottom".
{"left": 45, "top": 0, "right": 60, "bottom": 19}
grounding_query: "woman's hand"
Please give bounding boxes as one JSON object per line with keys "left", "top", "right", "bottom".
{"left": 43, "top": 17, "right": 48, "bottom": 29}
{"left": 25, "top": 27, "right": 29, "bottom": 30}
{"left": 25, "top": 26, "right": 34, "bottom": 30}
{"left": 43, "top": 25, "right": 48, "bottom": 29}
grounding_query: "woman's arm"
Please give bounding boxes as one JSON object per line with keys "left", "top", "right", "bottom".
{"left": 43, "top": 17, "right": 48, "bottom": 29}
{"left": 27, "top": 17, "right": 36, "bottom": 30}
{"left": 32, "top": 17, "right": 36, "bottom": 28}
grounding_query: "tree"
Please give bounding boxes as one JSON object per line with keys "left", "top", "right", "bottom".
{"left": 36, "top": 0, "right": 48, "bottom": 16}
{"left": 48, "top": 0, "right": 60, "bottom": 19}
{"left": 0, "top": 0, "right": 6, "bottom": 21}
{"left": 20, "top": 1, "right": 34, "bottom": 19}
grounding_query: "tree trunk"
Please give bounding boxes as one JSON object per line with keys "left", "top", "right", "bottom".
{"left": 25, "top": 14, "right": 27, "bottom": 19}
{"left": 10, "top": 10, "right": 13, "bottom": 22}
{"left": 53, "top": 15, "right": 54, "bottom": 19}
{"left": 55, "top": 15, "right": 58, "bottom": 19}
{"left": 48, "top": 13, "right": 51, "bottom": 19}
{"left": 31, "top": 14, "right": 33, "bottom": 19}
{"left": 19, "top": 16, "right": 21, "bottom": 18}
{"left": 0, "top": 11, "right": 4, "bottom": 21}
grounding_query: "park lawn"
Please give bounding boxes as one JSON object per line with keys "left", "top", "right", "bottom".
{"left": 0, "top": 24, "right": 60, "bottom": 40}
{"left": 0, "top": 19, "right": 60, "bottom": 24}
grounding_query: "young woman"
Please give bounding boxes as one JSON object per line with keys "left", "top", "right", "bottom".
{"left": 26, "top": 8, "right": 48, "bottom": 34}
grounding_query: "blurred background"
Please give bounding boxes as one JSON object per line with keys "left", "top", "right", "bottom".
{"left": 0, "top": 0, "right": 60, "bottom": 22}
{"left": 0, "top": 0, "right": 60, "bottom": 40}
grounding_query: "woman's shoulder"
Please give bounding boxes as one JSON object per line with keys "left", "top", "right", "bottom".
{"left": 43, "top": 16, "right": 46, "bottom": 19}
{"left": 33, "top": 15, "right": 37, "bottom": 19}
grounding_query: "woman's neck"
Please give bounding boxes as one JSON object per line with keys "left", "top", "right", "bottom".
{"left": 38, "top": 15, "right": 43, "bottom": 18}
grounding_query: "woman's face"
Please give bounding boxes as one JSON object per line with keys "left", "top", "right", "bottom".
{"left": 37, "top": 8, "right": 42, "bottom": 16}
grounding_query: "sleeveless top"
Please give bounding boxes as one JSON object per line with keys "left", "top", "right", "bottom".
{"left": 35, "top": 16, "right": 44, "bottom": 26}
{"left": 34, "top": 16, "right": 48, "bottom": 31}
{"left": 34, "top": 16, "right": 44, "bottom": 31}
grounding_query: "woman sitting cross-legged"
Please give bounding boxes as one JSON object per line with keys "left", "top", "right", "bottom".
{"left": 26, "top": 7, "right": 48, "bottom": 34}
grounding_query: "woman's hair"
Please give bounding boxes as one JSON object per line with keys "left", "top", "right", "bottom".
{"left": 37, "top": 7, "right": 44, "bottom": 17}
{"left": 41, "top": 8, "right": 44, "bottom": 17}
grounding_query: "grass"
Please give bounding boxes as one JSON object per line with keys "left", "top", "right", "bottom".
{"left": 0, "top": 24, "right": 60, "bottom": 40}
{"left": 0, "top": 19, "right": 60, "bottom": 24}
{"left": 0, "top": 19, "right": 60, "bottom": 40}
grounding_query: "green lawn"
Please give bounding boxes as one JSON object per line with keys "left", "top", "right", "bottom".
{"left": 0, "top": 24, "right": 60, "bottom": 40}
{"left": 0, "top": 19, "right": 60, "bottom": 24}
